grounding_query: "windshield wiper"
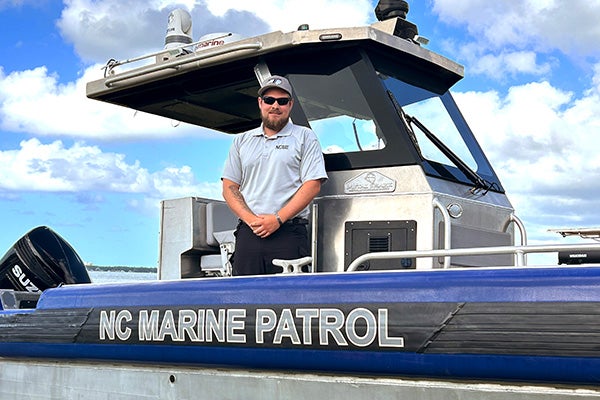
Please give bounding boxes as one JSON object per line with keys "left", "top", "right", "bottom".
{"left": 405, "top": 114, "right": 491, "bottom": 192}
{"left": 385, "top": 90, "right": 492, "bottom": 193}
{"left": 386, "top": 90, "right": 423, "bottom": 157}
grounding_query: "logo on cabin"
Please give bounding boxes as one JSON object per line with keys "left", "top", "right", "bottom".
{"left": 344, "top": 171, "right": 396, "bottom": 194}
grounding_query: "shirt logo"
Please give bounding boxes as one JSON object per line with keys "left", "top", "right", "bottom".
{"left": 276, "top": 145, "right": 289, "bottom": 150}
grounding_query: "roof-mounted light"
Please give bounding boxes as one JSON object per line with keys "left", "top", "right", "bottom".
{"left": 319, "top": 33, "right": 342, "bottom": 42}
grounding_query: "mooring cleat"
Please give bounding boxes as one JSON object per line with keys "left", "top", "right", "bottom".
{"left": 272, "top": 256, "right": 313, "bottom": 274}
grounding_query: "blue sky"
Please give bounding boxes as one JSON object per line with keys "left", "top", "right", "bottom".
{"left": 0, "top": 0, "right": 599, "bottom": 268}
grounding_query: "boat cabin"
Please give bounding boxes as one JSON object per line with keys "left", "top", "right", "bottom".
{"left": 86, "top": 3, "right": 520, "bottom": 278}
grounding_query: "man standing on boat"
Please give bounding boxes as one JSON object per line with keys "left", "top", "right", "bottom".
{"left": 222, "top": 75, "right": 327, "bottom": 276}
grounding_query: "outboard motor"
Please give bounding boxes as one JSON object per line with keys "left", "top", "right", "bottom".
{"left": 0, "top": 226, "right": 91, "bottom": 293}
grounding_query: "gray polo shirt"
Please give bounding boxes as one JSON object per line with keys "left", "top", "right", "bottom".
{"left": 222, "top": 121, "right": 327, "bottom": 219}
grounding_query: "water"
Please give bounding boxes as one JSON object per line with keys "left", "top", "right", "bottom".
{"left": 88, "top": 269, "right": 157, "bottom": 284}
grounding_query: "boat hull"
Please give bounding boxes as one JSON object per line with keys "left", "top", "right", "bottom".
{"left": 4, "top": 358, "right": 600, "bottom": 400}
{"left": 2, "top": 266, "right": 600, "bottom": 385}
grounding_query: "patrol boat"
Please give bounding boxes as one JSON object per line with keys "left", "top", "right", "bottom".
{"left": 2, "top": 2, "right": 600, "bottom": 399}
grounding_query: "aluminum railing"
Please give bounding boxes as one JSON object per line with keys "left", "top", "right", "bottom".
{"left": 103, "top": 41, "right": 263, "bottom": 87}
{"left": 432, "top": 198, "right": 451, "bottom": 268}
{"left": 433, "top": 195, "right": 531, "bottom": 269}
{"left": 347, "top": 243, "right": 600, "bottom": 272}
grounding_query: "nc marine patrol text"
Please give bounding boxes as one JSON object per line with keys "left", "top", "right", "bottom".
{"left": 98, "top": 305, "right": 405, "bottom": 350}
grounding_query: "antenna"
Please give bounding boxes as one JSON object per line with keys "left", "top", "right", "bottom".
{"left": 373, "top": 1, "right": 424, "bottom": 43}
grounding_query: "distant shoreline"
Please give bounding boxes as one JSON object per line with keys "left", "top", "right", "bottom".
{"left": 86, "top": 265, "right": 157, "bottom": 273}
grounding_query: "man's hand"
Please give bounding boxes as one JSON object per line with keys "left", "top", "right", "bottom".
{"left": 249, "top": 214, "right": 281, "bottom": 238}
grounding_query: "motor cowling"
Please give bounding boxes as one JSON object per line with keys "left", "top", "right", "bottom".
{"left": 0, "top": 226, "right": 91, "bottom": 292}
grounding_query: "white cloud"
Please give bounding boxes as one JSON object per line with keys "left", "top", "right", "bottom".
{"left": 57, "top": 0, "right": 171, "bottom": 63}
{"left": 432, "top": 0, "right": 600, "bottom": 81}
{"left": 467, "top": 50, "right": 553, "bottom": 81}
{"left": 57, "top": 0, "right": 373, "bottom": 64}
{"left": 453, "top": 65, "right": 600, "bottom": 242}
{"left": 0, "top": 65, "right": 215, "bottom": 140}
{"left": 433, "top": 0, "right": 600, "bottom": 57}
{"left": 204, "top": 0, "right": 373, "bottom": 31}
{"left": 1, "top": 1, "right": 376, "bottom": 142}
{"left": 151, "top": 165, "right": 221, "bottom": 200}
{"left": 0, "top": 138, "right": 147, "bottom": 192}
{"left": 427, "top": 1, "right": 600, "bottom": 245}
{"left": 0, "top": 138, "right": 220, "bottom": 200}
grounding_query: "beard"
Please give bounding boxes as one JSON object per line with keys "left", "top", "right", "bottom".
{"left": 261, "top": 112, "right": 289, "bottom": 132}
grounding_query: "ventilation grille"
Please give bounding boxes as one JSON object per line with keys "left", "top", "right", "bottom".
{"left": 369, "top": 236, "right": 390, "bottom": 252}
{"left": 344, "top": 220, "right": 417, "bottom": 271}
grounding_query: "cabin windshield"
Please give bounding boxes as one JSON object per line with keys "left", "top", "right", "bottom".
{"left": 393, "top": 91, "right": 476, "bottom": 170}
{"left": 284, "top": 53, "right": 501, "bottom": 191}
{"left": 290, "top": 68, "right": 385, "bottom": 155}
{"left": 380, "top": 75, "right": 498, "bottom": 189}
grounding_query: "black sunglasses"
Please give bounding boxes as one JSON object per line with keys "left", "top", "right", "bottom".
{"left": 261, "top": 96, "right": 291, "bottom": 106}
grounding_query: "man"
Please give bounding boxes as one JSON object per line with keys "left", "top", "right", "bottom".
{"left": 221, "top": 75, "right": 327, "bottom": 275}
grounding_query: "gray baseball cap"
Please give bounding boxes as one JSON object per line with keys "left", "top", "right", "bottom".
{"left": 258, "top": 75, "right": 293, "bottom": 97}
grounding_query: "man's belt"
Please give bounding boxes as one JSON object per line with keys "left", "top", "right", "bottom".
{"left": 286, "top": 217, "right": 309, "bottom": 225}
{"left": 238, "top": 217, "right": 309, "bottom": 226}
